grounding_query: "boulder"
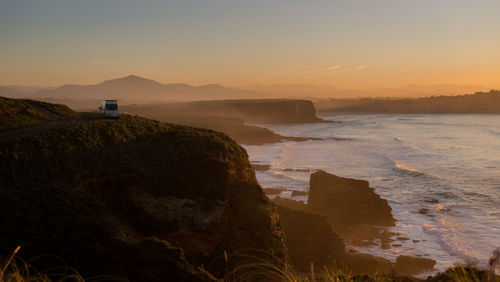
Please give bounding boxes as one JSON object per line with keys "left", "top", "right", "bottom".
{"left": 263, "top": 187, "right": 284, "bottom": 195}
{"left": 276, "top": 205, "right": 345, "bottom": 271}
{"left": 272, "top": 196, "right": 308, "bottom": 211}
{"left": 291, "top": 190, "right": 308, "bottom": 197}
{"left": 308, "top": 170, "right": 395, "bottom": 226}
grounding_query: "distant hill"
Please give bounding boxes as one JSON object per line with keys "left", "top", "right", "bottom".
{"left": 35, "top": 75, "right": 265, "bottom": 107}
{"left": 315, "top": 90, "right": 500, "bottom": 114}
{"left": 0, "top": 86, "right": 29, "bottom": 98}
{"left": 242, "top": 84, "right": 491, "bottom": 99}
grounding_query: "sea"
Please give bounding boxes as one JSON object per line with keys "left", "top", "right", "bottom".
{"left": 242, "top": 114, "right": 500, "bottom": 273}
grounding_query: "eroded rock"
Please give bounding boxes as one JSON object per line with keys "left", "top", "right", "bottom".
{"left": 308, "top": 170, "right": 395, "bottom": 226}
{"left": 276, "top": 205, "right": 345, "bottom": 271}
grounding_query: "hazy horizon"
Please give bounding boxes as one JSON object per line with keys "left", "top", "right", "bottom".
{"left": 1, "top": 74, "right": 495, "bottom": 101}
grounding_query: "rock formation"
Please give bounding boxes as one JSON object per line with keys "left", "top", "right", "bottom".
{"left": 119, "top": 99, "right": 327, "bottom": 145}
{"left": 122, "top": 99, "right": 325, "bottom": 125}
{"left": 273, "top": 171, "right": 402, "bottom": 276}
{"left": 276, "top": 205, "right": 345, "bottom": 271}
{"left": 308, "top": 170, "right": 395, "bottom": 226}
{"left": 274, "top": 201, "right": 398, "bottom": 276}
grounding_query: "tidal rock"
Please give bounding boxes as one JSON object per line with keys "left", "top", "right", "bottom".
{"left": 252, "top": 163, "right": 271, "bottom": 171}
{"left": 272, "top": 196, "right": 308, "bottom": 211}
{"left": 291, "top": 190, "right": 308, "bottom": 197}
{"left": 263, "top": 187, "right": 284, "bottom": 195}
{"left": 308, "top": 170, "right": 395, "bottom": 226}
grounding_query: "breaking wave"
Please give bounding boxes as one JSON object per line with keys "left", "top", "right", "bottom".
{"left": 386, "top": 155, "right": 424, "bottom": 176}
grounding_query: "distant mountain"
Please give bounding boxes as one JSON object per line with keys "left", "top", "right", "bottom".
{"left": 36, "top": 75, "right": 266, "bottom": 103}
{"left": 0, "top": 86, "right": 33, "bottom": 98}
{"left": 3, "top": 85, "right": 52, "bottom": 93}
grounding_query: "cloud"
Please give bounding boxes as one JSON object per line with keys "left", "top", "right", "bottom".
{"left": 275, "top": 64, "right": 366, "bottom": 76}
{"left": 320, "top": 65, "right": 342, "bottom": 73}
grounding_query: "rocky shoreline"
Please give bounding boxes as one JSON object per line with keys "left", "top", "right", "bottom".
{"left": 271, "top": 170, "right": 436, "bottom": 277}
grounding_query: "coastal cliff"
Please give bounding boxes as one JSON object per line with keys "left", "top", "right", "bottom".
{"left": 0, "top": 97, "right": 286, "bottom": 280}
{"left": 121, "top": 99, "right": 326, "bottom": 144}
{"left": 122, "top": 99, "right": 325, "bottom": 124}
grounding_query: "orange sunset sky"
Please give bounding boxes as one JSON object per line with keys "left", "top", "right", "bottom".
{"left": 1, "top": 0, "right": 499, "bottom": 90}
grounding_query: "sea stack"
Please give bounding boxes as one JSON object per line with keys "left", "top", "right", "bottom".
{"left": 308, "top": 170, "right": 395, "bottom": 226}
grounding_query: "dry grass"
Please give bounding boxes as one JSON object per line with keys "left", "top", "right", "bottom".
{"left": 0, "top": 246, "right": 127, "bottom": 282}
{"left": 221, "top": 249, "right": 500, "bottom": 282}
{"left": 0, "top": 246, "right": 84, "bottom": 282}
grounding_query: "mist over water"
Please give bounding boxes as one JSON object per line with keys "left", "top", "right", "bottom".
{"left": 243, "top": 114, "right": 500, "bottom": 272}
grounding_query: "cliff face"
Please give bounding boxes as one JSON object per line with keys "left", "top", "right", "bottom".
{"left": 122, "top": 99, "right": 325, "bottom": 124}
{"left": 218, "top": 99, "right": 323, "bottom": 124}
{"left": 276, "top": 205, "right": 345, "bottom": 272}
{"left": 0, "top": 104, "right": 286, "bottom": 280}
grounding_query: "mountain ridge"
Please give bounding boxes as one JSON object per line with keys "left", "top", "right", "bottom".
{"left": 34, "top": 75, "right": 265, "bottom": 103}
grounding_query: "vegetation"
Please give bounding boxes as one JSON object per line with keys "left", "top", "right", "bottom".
{"left": 221, "top": 250, "right": 500, "bottom": 282}
{"left": 0, "top": 98, "right": 283, "bottom": 281}
{"left": 0, "top": 246, "right": 86, "bottom": 282}
{"left": 0, "top": 97, "right": 76, "bottom": 130}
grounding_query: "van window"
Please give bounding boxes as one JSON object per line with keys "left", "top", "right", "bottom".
{"left": 105, "top": 104, "right": 118, "bottom": 110}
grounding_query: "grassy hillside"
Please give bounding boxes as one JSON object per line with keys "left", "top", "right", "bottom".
{"left": 0, "top": 96, "right": 76, "bottom": 130}
{"left": 0, "top": 99, "right": 285, "bottom": 281}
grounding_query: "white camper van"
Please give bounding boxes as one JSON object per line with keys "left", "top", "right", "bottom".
{"left": 99, "top": 100, "right": 119, "bottom": 118}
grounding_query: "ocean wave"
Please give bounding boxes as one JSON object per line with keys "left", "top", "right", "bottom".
{"left": 392, "top": 137, "right": 434, "bottom": 156}
{"left": 394, "top": 163, "right": 424, "bottom": 176}
{"left": 434, "top": 204, "right": 452, "bottom": 212}
{"left": 422, "top": 219, "right": 484, "bottom": 267}
{"left": 272, "top": 170, "right": 294, "bottom": 179}
{"left": 385, "top": 155, "right": 424, "bottom": 176}
{"left": 433, "top": 191, "right": 459, "bottom": 200}
{"left": 270, "top": 143, "right": 296, "bottom": 169}
{"left": 269, "top": 170, "right": 310, "bottom": 184}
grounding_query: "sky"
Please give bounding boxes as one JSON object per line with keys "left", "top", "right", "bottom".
{"left": 1, "top": 0, "right": 499, "bottom": 89}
